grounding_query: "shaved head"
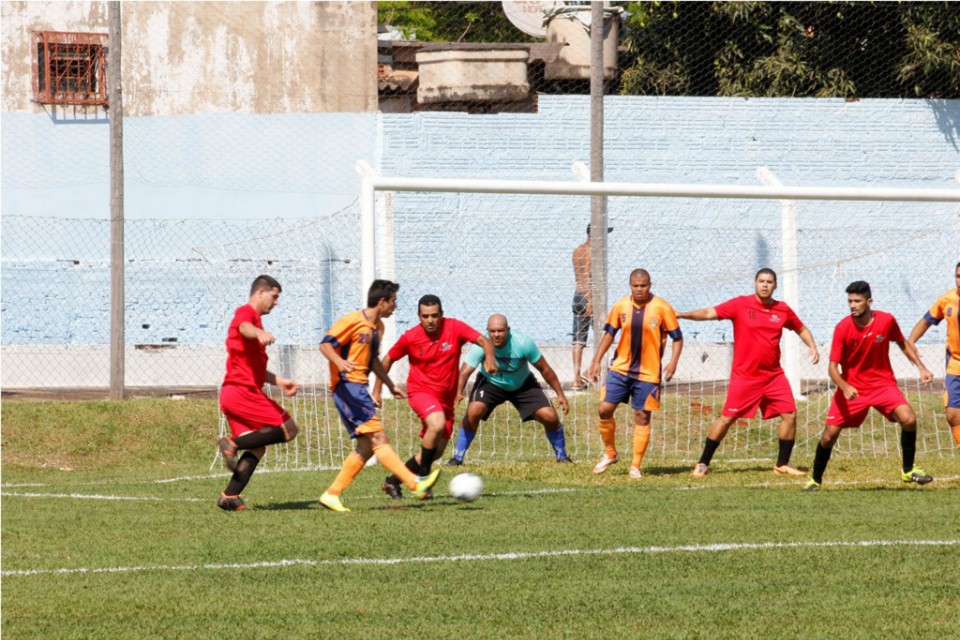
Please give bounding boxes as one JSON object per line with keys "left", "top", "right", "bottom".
{"left": 487, "top": 314, "right": 510, "bottom": 347}
{"left": 487, "top": 314, "right": 508, "bottom": 331}
{"left": 629, "top": 268, "right": 650, "bottom": 281}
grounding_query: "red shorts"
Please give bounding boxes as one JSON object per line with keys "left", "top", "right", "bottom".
{"left": 408, "top": 391, "right": 455, "bottom": 439}
{"left": 722, "top": 373, "right": 796, "bottom": 420}
{"left": 219, "top": 384, "right": 291, "bottom": 438}
{"left": 825, "top": 385, "right": 908, "bottom": 428}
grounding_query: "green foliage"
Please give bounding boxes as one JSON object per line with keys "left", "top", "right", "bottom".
{"left": 379, "top": 1, "right": 532, "bottom": 43}
{"left": 617, "top": 1, "right": 960, "bottom": 98}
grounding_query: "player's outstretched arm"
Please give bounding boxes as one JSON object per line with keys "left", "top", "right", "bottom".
{"left": 533, "top": 357, "right": 569, "bottom": 415}
{"left": 907, "top": 317, "right": 932, "bottom": 345}
{"left": 897, "top": 340, "right": 934, "bottom": 384}
{"left": 796, "top": 326, "right": 820, "bottom": 364}
{"left": 476, "top": 335, "right": 499, "bottom": 375}
{"left": 372, "top": 354, "right": 396, "bottom": 406}
{"left": 455, "top": 363, "right": 477, "bottom": 404}
{"left": 320, "top": 342, "right": 356, "bottom": 373}
{"left": 676, "top": 307, "right": 718, "bottom": 322}
{"left": 829, "top": 360, "right": 857, "bottom": 399}
{"left": 587, "top": 332, "right": 615, "bottom": 381}
{"left": 370, "top": 356, "right": 403, "bottom": 403}
{"left": 663, "top": 337, "right": 683, "bottom": 382}
{"left": 239, "top": 322, "right": 275, "bottom": 346}
{"left": 265, "top": 370, "right": 299, "bottom": 397}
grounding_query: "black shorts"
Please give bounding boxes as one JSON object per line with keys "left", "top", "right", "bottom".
{"left": 572, "top": 292, "right": 591, "bottom": 345}
{"left": 469, "top": 373, "right": 552, "bottom": 422}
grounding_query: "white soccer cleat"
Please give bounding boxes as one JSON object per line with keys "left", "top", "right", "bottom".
{"left": 628, "top": 466, "right": 643, "bottom": 479}
{"left": 592, "top": 453, "right": 619, "bottom": 474}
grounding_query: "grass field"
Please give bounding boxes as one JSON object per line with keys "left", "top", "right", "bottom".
{"left": 3, "top": 399, "right": 959, "bottom": 639}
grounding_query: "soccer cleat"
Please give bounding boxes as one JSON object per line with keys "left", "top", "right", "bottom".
{"left": 690, "top": 462, "right": 709, "bottom": 478}
{"left": 592, "top": 453, "right": 620, "bottom": 474}
{"left": 381, "top": 477, "right": 403, "bottom": 500}
{"left": 412, "top": 468, "right": 441, "bottom": 500}
{"left": 628, "top": 466, "right": 643, "bottom": 479}
{"left": 800, "top": 479, "right": 821, "bottom": 492}
{"left": 218, "top": 437, "right": 239, "bottom": 472}
{"left": 319, "top": 491, "right": 350, "bottom": 512}
{"left": 901, "top": 467, "right": 934, "bottom": 485}
{"left": 556, "top": 456, "right": 575, "bottom": 464}
{"left": 773, "top": 463, "right": 806, "bottom": 477}
{"left": 216, "top": 493, "right": 247, "bottom": 511}
{"left": 445, "top": 457, "right": 464, "bottom": 467}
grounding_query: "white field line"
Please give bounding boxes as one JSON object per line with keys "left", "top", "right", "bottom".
{"left": 1, "top": 492, "right": 206, "bottom": 502}
{"left": 0, "top": 487, "right": 576, "bottom": 503}
{"left": 4, "top": 539, "right": 957, "bottom": 578}
{"left": 4, "top": 476, "right": 958, "bottom": 500}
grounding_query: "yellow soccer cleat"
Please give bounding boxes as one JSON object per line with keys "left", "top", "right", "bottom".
{"left": 319, "top": 491, "right": 350, "bottom": 512}
{"left": 800, "top": 478, "right": 821, "bottom": 492}
{"left": 901, "top": 467, "right": 933, "bottom": 485}
{"left": 412, "top": 468, "right": 441, "bottom": 500}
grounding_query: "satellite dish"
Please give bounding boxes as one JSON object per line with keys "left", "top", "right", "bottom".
{"left": 502, "top": 1, "right": 564, "bottom": 39}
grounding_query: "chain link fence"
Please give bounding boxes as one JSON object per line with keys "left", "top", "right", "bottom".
{"left": 3, "top": 1, "right": 958, "bottom": 468}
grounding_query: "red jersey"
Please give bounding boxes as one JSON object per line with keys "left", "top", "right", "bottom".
{"left": 222, "top": 304, "right": 268, "bottom": 389}
{"left": 829, "top": 311, "right": 904, "bottom": 390}
{"left": 388, "top": 318, "right": 480, "bottom": 396}
{"left": 715, "top": 295, "right": 803, "bottom": 378}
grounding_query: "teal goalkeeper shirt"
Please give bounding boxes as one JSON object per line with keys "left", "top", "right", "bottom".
{"left": 465, "top": 329, "right": 543, "bottom": 391}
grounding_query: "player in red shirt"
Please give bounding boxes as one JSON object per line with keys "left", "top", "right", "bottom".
{"left": 802, "top": 281, "right": 934, "bottom": 491}
{"left": 372, "top": 294, "right": 497, "bottom": 499}
{"left": 678, "top": 268, "right": 820, "bottom": 477}
{"left": 216, "top": 275, "right": 300, "bottom": 511}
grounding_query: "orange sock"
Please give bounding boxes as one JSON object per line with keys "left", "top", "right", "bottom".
{"left": 373, "top": 444, "right": 419, "bottom": 490}
{"left": 631, "top": 423, "right": 651, "bottom": 469}
{"left": 598, "top": 417, "right": 617, "bottom": 457}
{"left": 951, "top": 425, "right": 960, "bottom": 449}
{"left": 327, "top": 451, "right": 365, "bottom": 496}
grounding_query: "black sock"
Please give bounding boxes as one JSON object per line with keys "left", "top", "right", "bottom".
{"left": 225, "top": 452, "right": 260, "bottom": 495}
{"left": 419, "top": 447, "right": 438, "bottom": 475}
{"left": 235, "top": 426, "right": 287, "bottom": 449}
{"left": 385, "top": 455, "right": 421, "bottom": 486}
{"left": 699, "top": 438, "right": 721, "bottom": 465}
{"left": 901, "top": 430, "right": 917, "bottom": 472}
{"left": 812, "top": 443, "right": 833, "bottom": 484}
{"left": 776, "top": 439, "right": 795, "bottom": 467}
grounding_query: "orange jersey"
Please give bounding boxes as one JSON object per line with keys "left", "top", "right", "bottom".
{"left": 604, "top": 294, "right": 682, "bottom": 383}
{"left": 924, "top": 289, "right": 960, "bottom": 375}
{"left": 321, "top": 310, "right": 383, "bottom": 390}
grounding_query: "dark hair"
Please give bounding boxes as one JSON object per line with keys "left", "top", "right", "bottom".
{"left": 845, "top": 280, "right": 872, "bottom": 298}
{"left": 418, "top": 294, "right": 443, "bottom": 314}
{"left": 367, "top": 279, "right": 399, "bottom": 307}
{"left": 956, "top": 261, "right": 959, "bottom": 270}
{"left": 250, "top": 274, "right": 281, "bottom": 296}
{"left": 755, "top": 268, "right": 777, "bottom": 284}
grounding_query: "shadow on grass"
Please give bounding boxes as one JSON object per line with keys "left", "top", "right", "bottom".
{"left": 256, "top": 500, "right": 319, "bottom": 511}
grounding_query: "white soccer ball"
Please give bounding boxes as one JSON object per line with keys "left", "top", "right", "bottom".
{"left": 448, "top": 472, "right": 483, "bottom": 503}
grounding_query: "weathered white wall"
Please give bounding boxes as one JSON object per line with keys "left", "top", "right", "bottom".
{"left": 1, "top": 0, "right": 377, "bottom": 115}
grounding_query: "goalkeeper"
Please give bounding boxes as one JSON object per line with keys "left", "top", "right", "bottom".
{"left": 448, "top": 314, "right": 573, "bottom": 465}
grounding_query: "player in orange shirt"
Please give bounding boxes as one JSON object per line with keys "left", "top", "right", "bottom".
{"left": 317, "top": 279, "right": 440, "bottom": 512}
{"left": 587, "top": 269, "right": 683, "bottom": 478}
{"left": 907, "top": 261, "right": 960, "bottom": 449}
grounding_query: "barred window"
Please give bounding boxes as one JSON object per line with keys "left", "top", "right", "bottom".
{"left": 33, "top": 31, "right": 108, "bottom": 106}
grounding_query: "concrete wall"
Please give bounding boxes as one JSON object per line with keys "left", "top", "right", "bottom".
{"left": 1, "top": 1, "right": 377, "bottom": 116}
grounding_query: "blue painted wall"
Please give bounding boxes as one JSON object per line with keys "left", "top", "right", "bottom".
{"left": 2, "top": 97, "right": 958, "bottom": 347}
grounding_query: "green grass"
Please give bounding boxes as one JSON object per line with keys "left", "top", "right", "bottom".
{"left": 3, "top": 399, "right": 959, "bottom": 639}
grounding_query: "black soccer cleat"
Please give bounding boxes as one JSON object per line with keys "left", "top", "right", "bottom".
{"left": 216, "top": 493, "right": 247, "bottom": 511}
{"left": 381, "top": 477, "right": 403, "bottom": 499}
{"left": 445, "top": 457, "right": 464, "bottom": 467}
{"left": 556, "top": 456, "right": 575, "bottom": 464}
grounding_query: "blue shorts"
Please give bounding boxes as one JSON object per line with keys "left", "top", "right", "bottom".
{"left": 945, "top": 374, "right": 960, "bottom": 409}
{"left": 602, "top": 371, "right": 661, "bottom": 411}
{"left": 332, "top": 382, "right": 382, "bottom": 438}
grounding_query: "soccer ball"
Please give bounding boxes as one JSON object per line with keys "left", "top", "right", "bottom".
{"left": 448, "top": 472, "right": 483, "bottom": 503}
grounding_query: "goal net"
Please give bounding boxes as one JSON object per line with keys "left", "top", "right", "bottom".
{"left": 199, "top": 181, "right": 958, "bottom": 471}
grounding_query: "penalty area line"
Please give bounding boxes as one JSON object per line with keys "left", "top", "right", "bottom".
{"left": 4, "top": 539, "right": 957, "bottom": 578}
